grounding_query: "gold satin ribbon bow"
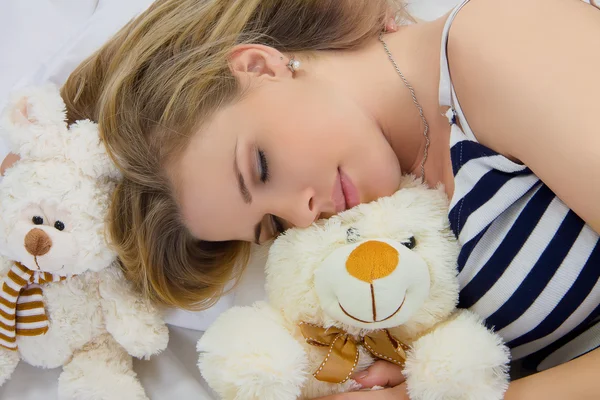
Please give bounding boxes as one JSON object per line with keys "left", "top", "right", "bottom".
{"left": 299, "top": 322, "right": 410, "bottom": 384}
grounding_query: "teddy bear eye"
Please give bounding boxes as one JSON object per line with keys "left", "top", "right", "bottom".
{"left": 403, "top": 236, "right": 416, "bottom": 250}
{"left": 32, "top": 216, "right": 44, "bottom": 225}
{"left": 54, "top": 221, "right": 65, "bottom": 231}
{"left": 346, "top": 227, "right": 360, "bottom": 243}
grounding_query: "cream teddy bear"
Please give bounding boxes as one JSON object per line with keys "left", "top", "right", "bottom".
{"left": 198, "top": 176, "right": 510, "bottom": 400}
{"left": 0, "top": 85, "right": 169, "bottom": 399}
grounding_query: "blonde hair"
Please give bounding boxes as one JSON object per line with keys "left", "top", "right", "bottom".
{"left": 61, "top": 0, "right": 409, "bottom": 310}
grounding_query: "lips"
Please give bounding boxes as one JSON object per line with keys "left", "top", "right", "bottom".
{"left": 339, "top": 169, "right": 359, "bottom": 210}
{"left": 332, "top": 171, "right": 346, "bottom": 213}
{"left": 332, "top": 168, "right": 360, "bottom": 213}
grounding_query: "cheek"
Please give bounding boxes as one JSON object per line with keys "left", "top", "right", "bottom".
{"left": 258, "top": 84, "right": 401, "bottom": 200}
{"left": 269, "top": 98, "right": 356, "bottom": 162}
{"left": 358, "top": 143, "right": 402, "bottom": 200}
{"left": 334, "top": 118, "right": 402, "bottom": 202}
{"left": 263, "top": 82, "right": 352, "bottom": 143}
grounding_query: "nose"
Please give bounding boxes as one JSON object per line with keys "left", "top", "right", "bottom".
{"left": 346, "top": 241, "right": 398, "bottom": 283}
{"left": 24, "top": 228, "right": 53, "bottom": 256}
{"left": 280, "top": 187, "right": 319, "bottom": 228}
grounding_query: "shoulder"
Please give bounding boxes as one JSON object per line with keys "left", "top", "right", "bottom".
{"left": 446, "top": 0, "right": 600, "bottom": 158}
{"left": 446, "top": 0, "right": 600, "bottom": 233}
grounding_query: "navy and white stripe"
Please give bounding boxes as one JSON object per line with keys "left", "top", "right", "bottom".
{"left": 439, "top": 0, "right": 600, "bottom": 371}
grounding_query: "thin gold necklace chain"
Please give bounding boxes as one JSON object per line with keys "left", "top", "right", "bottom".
{"left": 378, "top": 33, "right": 430, "bottom": 181}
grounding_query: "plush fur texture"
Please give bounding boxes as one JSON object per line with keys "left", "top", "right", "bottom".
{"left": 0, "top": 85, "right": 169, "bottom": 399}
{"left": 198, "top": 176, "right": 510, "bottom": 400}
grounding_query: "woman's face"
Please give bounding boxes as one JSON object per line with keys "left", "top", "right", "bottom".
{"left": 171, "top": 46, "right": 402, "bottom": 244}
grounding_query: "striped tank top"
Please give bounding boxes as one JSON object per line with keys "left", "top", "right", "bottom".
{"left": 440, "top": 0, "right": 600, "bottom": 371}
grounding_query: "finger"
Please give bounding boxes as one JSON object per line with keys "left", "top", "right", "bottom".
{"left": 352, "top": 361, "right": 406, "bottom": 388}
{"left": 314, "top": 383, "right": 409, "bottom": 400}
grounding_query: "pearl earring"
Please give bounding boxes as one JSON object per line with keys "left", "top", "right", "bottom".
{"left": 287, "top": 57, "right": 300, "bottom": 73}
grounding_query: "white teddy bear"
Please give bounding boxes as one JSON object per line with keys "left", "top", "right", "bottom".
{"left": 198, "top": 176, "right": 510, "bottom": 400}
{"left": 0, "top": 85, "right": 169, "bottom": 399}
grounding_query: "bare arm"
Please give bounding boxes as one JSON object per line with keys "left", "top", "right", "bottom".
{"left": 505, "top": 347, "right": 600, "bottom": 400}
{"left": 449, "top": 0, "right": 600, "bottom": 233}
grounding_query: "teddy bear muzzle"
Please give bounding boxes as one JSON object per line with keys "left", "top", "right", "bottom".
{"left": 314, "top": 238, "right": 431, "bottom": 329}
{"left": 24, "top": 228, "right": 53, "bottom": 257}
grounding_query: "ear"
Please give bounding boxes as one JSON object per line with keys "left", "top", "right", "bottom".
{"left": 0, "top": 84, "right": 68, "bottom": 158}
{"left": 65, "top": 120, "right": 120, "bottom": 181}
{"left": 228, "top": 44, "right": 293, "bottom": 87}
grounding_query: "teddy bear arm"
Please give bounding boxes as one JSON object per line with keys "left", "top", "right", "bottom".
{"left": 403, "top": 309, "right": 510, "bottom": 400}
{"left": 98, "top": 267, "right": 168, "bottom": 359}
{"left": 197, "top": 302, "right": 309, "bottom": 400}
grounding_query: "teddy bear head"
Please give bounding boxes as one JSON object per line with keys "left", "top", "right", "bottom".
{"left": 265, "top": 176, "right": 461, "bottom": 337}
{"left": 0, "top": 85, "right": 119, "bottom": 276}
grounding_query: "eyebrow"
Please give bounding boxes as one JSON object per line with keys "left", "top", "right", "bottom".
{"left": 233, "top": 140, "right": 263, "bottom": 244}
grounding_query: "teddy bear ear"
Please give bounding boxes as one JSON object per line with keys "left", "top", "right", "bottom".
{"left": 65, "top": 119, "right": 121, "bottom": 180}
{"left": 0, "top": 84, "right": 68, "bottom": 158}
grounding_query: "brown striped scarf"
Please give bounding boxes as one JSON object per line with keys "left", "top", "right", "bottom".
{"left": 0, "top": 262, "right": 65, "bottom": 350}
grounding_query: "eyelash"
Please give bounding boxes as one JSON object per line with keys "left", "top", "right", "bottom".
{"left": 258, "top": 149, "right": 269, "bottom": 183}
{"left": 257, "top": 149, "right": 283, "bottom": 235}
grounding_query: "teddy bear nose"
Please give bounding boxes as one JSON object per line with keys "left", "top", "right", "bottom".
{"left": 24, "top": 228, "right": 53, "bottom": 257}
{"left": 345, "top": 240, "right": 399, "bottom": 283}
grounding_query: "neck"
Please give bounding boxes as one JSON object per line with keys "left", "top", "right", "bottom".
{"left": 377, "top": 21, "right": 451, "bottom": 184}
{"left": 307, "top": 17, "right": 454, "bottom": 193}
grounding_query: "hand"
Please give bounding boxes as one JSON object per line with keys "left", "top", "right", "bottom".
{"left": 0, "top": 153, "right": 20, "bottom": 176}
{"left": 315, "top": 361, "right": 410, "bottom": 399}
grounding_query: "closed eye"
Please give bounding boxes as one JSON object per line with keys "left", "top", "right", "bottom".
{"left": 258, "top": 149, "right": 269, "bottom": 183}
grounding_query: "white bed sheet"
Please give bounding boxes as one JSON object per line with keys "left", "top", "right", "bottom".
{"left": 0, "top": 1, "right": 459, "bottom": 398}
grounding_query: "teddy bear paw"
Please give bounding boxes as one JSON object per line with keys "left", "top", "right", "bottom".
{"left": 59, "top": 334, "right": 149, "bottom": 400}
{"left": 404, "top": 310, "right": 510, "bottom": 400}
{"left": 115, "top": 321, "right": 169, "bottom": 360}
{"left": 59, "top": 368, "right": 148, "bottom": 400}
{"left": 198, "top": 303, "right": 309, "bottom": 400}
